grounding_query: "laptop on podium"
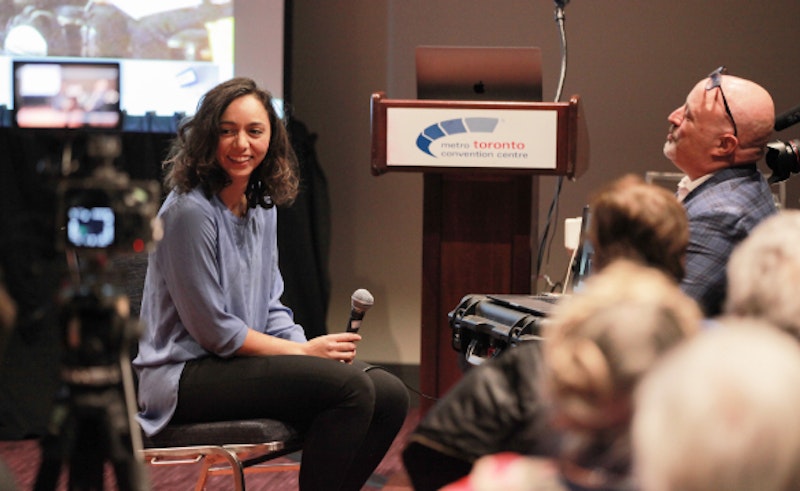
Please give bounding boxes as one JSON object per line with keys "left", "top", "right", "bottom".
{"left": 416, "top": 45, "right": 543, "bottom": 102}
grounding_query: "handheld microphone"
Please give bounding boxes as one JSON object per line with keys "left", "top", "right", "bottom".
{"left": 347, "top": 289, "right": 374, "bottom": 333}
{"left": 775, "top": 103, "right": 800, "bottom": 131}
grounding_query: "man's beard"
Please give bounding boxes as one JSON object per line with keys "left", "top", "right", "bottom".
{"left": 663, "top": 139, "right": 676, "bottom": 163}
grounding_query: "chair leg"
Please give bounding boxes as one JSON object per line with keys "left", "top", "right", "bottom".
{"left": 194, "top": 459, "right": 211, "bottom": 491}
{"left": 197, "top": 447, "right": 245, "bottom": 491}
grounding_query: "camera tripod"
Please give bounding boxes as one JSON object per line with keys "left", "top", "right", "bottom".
{"left": 34, "top": 255, "right": 149, "bottom": 491}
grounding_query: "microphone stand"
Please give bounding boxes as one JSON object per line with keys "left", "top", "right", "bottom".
{"left": 553, "top": 1, "right": 569, "bottom": 103}
{"left": 536, "top": 0, "right": 571, "bottom": 291}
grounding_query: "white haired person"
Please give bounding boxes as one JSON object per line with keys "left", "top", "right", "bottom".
{"left": 725, "top": 209, "right": 800, "bottom": 339}
{"left": 632, "top": 318, "right": 800, "bottom": 491}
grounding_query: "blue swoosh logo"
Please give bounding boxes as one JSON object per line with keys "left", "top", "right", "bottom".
{"left": 416, "top": 117, "right": 499, "bottom": 156}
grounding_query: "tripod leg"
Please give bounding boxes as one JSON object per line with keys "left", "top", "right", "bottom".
{"left": 34, "top": 432, "right": 67, "bottom": 491}
{"left": 34, "top": 395, "right": 73, "bottom": 491}
{"left": 68, "top": 412, "right": 106, "bottom": 491}
{"left": 67, "top": 388, "right": 148, "bottom": 491}
{"left": 105, "top": 391, "right": 149, "bottom": 491}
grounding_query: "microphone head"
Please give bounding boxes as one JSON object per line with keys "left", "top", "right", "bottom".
{"left": 351, "top": 288, "right": 374, "bottom": 312}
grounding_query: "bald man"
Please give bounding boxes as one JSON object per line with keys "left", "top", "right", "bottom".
{"left": 665, "top": 67, "right": 776, "bottom": 316}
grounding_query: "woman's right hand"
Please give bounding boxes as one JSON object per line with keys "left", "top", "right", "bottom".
{"left": 301, "top": 332, "right": 362, "bottom": 363}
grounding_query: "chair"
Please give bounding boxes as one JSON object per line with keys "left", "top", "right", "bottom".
{"left": 140, "top": 419, "right": 303, "bottom": 491}
{"left": 111, "top": 254, "right": 304, "bottom": 490}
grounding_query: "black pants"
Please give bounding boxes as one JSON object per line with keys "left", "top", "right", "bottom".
{"left": 172, "top": 355, "right": 409, "bottom": 491}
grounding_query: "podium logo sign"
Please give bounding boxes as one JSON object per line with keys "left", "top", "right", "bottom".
{"left": 386, "top": 107, "right": 558, "bottom": 169}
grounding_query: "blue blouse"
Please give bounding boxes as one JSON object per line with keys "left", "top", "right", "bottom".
{"left": 133, "top": 187, "right": 307, "bottom": 436}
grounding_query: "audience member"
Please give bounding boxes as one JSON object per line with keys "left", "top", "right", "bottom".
{"left": 665, "top": 66, "right": 776, "bottom": 316}
{"left": 440, "top": 260, "right": 702, "bottom": 491}
{"left": 588, "top": 174, "right": 688, "bottom": 282}
{"left": 403, "top": 174, "right": 694, "bottom": 491}
{"left": 725, "top": 209, "right": 800, "bottom": 339}
{"left": 632, "top": 319, "right": 800, "bottom": 491}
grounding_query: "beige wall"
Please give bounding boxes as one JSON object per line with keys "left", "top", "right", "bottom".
{"left": 289, "top": 0, "right": 800, "bottom": 364}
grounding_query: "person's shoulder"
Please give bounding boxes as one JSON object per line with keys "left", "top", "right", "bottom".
{"left": 715, "top": 166, "right": 773, "bottom": 196}
{"left": 163, "top": 187, "right": 212, "bottom": 209}
{"left": 690, "top": 169, "right": 771, "bottom": 207}
{"left": 161, "top": 188, "right": 218, "bottom": 224}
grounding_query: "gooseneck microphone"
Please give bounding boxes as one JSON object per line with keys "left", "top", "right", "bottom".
{"left": 775, "top": 103, "right": 800, "bottom": 132}
{"left": 346, "top": 289, "right": 374, "bottom": 333}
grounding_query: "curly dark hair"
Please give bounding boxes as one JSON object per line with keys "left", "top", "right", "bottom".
{"left": 163, "top": 77, "right": 299, "bottom": 207}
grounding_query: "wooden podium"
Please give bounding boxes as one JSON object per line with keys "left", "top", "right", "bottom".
{"left": 370, "top": 92, "right": 588, "bottom": 411}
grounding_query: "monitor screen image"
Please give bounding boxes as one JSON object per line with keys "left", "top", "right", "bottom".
{"left": 13, "top": 60, "right": 121, "bottom": 130}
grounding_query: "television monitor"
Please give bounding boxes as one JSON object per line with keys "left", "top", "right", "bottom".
{"left": 12, "top": 60, "right": 121, "bottom": 130}
{"left": 416, "top": 46, "right": 543, "bottom": 102}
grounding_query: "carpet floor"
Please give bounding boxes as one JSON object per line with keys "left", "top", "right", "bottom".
{"left": 0, "top": 409, "right": 419, "bottom": 490}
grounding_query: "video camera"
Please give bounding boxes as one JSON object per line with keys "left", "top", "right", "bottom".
{"left": 766, "top": 139, "right": 799, "bottom": 184}
{"left": 55, "top": 137, "right": 161, "bottom": 255}
{"left": 767, "top": 103, "right": 800, "bottom": 184}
